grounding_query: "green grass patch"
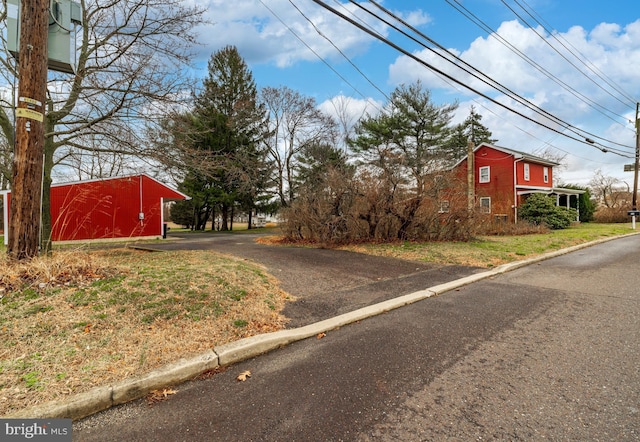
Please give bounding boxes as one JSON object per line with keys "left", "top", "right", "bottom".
{"left": 342, "top": 223, "right": 634, "bottom": 267}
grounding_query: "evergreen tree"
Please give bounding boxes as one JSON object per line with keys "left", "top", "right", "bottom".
{"left": 349, "top": 81, "right": 458, "bottom": 240}
{"left": 444, "top": 106, "right": 498, "bottom": 163}
{"left": 351, "top": 81, "right": 457, "bottom": 195}
{"left": 192, "top": 46, "right": 271, "bottom": 230}
{"left": 295, "top": 142, "right": 355, "bottom": 189}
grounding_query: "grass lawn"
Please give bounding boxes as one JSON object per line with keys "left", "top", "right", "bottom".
{"left": 340, "top": 223, "right": 636, "bottom": 267}
{"left": 0, "top": 248, "right": 291, "bottom": 416}
{"left": 0, "top": 222, "right": 635, "bottom": 415}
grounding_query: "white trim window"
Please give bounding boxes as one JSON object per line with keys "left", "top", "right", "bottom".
{"left": 479, "top": 197, "right": 491, "bottom": 213}
{"left": 438, "top": 200, "right": 450, "bottom": 213}
{"left": 524, "top": 163, "right": 530, "bottom": 181}
{"left": 543, "top": 166, "right": 549, "bottom": 183}
{"left": 479, "top": 166, "right": 490, "bottom": 183}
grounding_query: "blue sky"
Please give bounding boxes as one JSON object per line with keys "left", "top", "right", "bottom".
{"left": 189, "top": 0, "right": 640, "bottom": 186}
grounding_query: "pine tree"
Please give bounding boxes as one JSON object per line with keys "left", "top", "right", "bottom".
{"left": 192, "top": 46, "right": 271, "bottom": 230}
{"left": 445, "top": 106, "right": 498, "bottom": 163}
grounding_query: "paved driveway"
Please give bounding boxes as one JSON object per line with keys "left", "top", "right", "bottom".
{"left": 136, "top": 231, "right": 482, "bottom": 327}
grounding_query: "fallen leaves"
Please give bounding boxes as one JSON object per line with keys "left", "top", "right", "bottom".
{"left": 236, "top": 370, "right": 251, "bottom": 382}
{"left": 147, "top": 387, "right": 178, "bottom": 405}
{"left": 316, "top": 332, "right": 326, "bottom": 339}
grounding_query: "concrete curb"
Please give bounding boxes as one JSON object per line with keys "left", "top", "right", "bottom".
{"left": 6, "top": 351, "right": 219, "bottom": 420}
{"left": 7, "top": 232, "right": 639, "bottom": 420}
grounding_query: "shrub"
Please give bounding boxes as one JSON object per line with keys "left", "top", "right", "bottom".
{"left": 593, "top": 206, "right": 632, "bottom": 223}
{"left": 562, "top": 185, "right": 595, "bottom": 222}
{"left": 519, "top": 193, "right": 576, "bottom": 229}
{"left": 474, "top": 214, "right": 549, "bottom": 235}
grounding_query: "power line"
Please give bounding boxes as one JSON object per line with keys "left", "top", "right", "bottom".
{"left": 508, "top": 0, "right": 637, "bottom": 108}
{"left": 443, "top": 0, "right": 634, "bottom": 131}
{"left": 349, "top": 0, "right": 633, "bottom": 155}
{"left": 287, "top": 0, "right": 390, "bottom": 103}
{"left": 256, "top": 0, "right": 381, "bottom": 109}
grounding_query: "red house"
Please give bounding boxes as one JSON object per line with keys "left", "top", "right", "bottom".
{"left": 454, "top": 143, "right": 584, "bottom": 222}
{"left": 1, "top": 174, "right": 188, "bottom": 244}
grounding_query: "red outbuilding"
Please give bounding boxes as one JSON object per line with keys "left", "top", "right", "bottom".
{"left": 453, "top": 143, "right": 584, "bottom": 222}
{"left": 1, "top": 174, "right": 188, "bottom": 245}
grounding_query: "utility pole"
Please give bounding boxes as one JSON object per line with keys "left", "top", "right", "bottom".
{"left": 467, "top": 137, "right": 475, "bottom": 212}
{"left": 8, "top": 0, "right": 49, "bottom": 260}
{"left": 633, "top": 103, "right": 639, "bottom": 211}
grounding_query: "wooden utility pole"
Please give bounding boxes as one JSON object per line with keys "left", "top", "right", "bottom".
{"left": 633, "top": 103, "right": 639, "bottom": 211}
{"left": 467, "top": 138, "right": 475, "bottom": 212}
{"left": 8, "top": 0, "right": 49, "bottom": 260}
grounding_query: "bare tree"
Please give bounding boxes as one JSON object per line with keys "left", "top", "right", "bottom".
{"left": 589, "top": 169, "right": 630, "bottom": 208}
{"left": 260, "top": 86, "right": 338, "bottom": 207}
{"left": 536, "top": 146, "right": 567, "bottom": 186}
{"left": 0, "top": 0, "right": 206, "bottom": 252}
{"left": 323, "top": 95, "right": 371, "bottom": 152}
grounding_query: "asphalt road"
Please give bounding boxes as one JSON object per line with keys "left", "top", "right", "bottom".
{"left": 74, "top": 233, "right": 640, "bottom": 441}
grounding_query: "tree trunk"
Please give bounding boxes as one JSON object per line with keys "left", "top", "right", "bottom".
{"left": 8, "top": 0, "right": 49, "bottom": 261}
{"left": 221, "top": 204, "right": 229, "bottom": 231}
{"left": 40, "top": 118, "right": 55, "bottom": 254}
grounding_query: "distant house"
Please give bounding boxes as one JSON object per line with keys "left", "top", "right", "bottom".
{"left": 453, "top": 143, "right": 584, "bottom": 222}
{"left": 1, "top": 174, "right": 189, "bottom": 244}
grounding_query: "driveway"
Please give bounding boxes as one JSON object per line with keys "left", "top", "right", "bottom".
{"left": 135, "top": 231, "right": 483, "bottom": 327}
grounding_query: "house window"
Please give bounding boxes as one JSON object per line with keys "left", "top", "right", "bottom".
{"left": 524, "top": 163, "right": 530, "bottom": 181}
{"left": 543, "top": 167, "right": 549, "bottom": 183}
{"left": 479, "top": 166, "right": 490, "bottom": 183}
{"left": 439, "top": 200, "right": 450, "bottom": 213}
{"left": 479, "top": 197, "right": 491, "bottom": 213}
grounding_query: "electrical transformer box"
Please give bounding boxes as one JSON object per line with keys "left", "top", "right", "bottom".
{"left": 5, "top": 0, "right": 82, "bottom": 74}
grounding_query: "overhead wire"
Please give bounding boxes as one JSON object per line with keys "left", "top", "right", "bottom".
{"left": 506, "top": 0, "right": 637, "bottom": 110}
{"left": 320, "top": 1, "right": 610, "bottom": 163}
{"left": 287, "top": 0, "right": 390, "bottom": 103}
{"left": 443, "top": 0, "right": 634, "bottom": 132}
{"left": 258, "top": 0, "right": 633, "bottom": 160}
{"left": 256, "top": 0, "right": 381, "bottom": 110}
{"left": 349, "top": 0, "right": 633, "bottom": 156}
{"left": 318, "top": 1, "right": 576, "bottom": 159}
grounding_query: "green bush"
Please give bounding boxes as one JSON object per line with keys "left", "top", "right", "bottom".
{"left": 519, "top": 193, "right": 577, "bottom": 229}
{"left": 562, "top": 184, "right": 595, "bottom": 222}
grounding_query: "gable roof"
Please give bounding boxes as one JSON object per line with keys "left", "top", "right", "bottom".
{"left": 51, "top": 173, "right": 190, "bottom": 201}
{"left": 0, "top": 174, "right": 190, "bottom": 201}
{"left": 453, "top": 142, "right": 560, "bottom": 168}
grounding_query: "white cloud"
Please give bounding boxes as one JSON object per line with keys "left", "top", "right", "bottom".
{"left": 384, "top": 17, "right": 640, "bottom": 183}
{"left": 388, "top": 19, "right": 640, "bottom": 114}
{"left": 193, "top": 0, "right": 390, "bottom": 68}
{"left": 318, "top": 94, "right": 382, "bottom": 123}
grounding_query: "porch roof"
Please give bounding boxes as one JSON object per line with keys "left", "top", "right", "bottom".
{"left": 516, "top": 186, "right": 586, "bottom": 196}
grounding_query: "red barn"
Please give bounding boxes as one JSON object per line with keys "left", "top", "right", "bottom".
{"left": 453, "top": 143, "right": 584, "bottom": 222}
{"left": 1, "top": 174, "right": 188, "bottom": 244}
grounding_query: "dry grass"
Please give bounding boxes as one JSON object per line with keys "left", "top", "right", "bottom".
{"left": 262, "top": 222, "right": 635, "bottom": 268}
{"left": 0, "top": 249, "right": 291, "bottom": 416}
